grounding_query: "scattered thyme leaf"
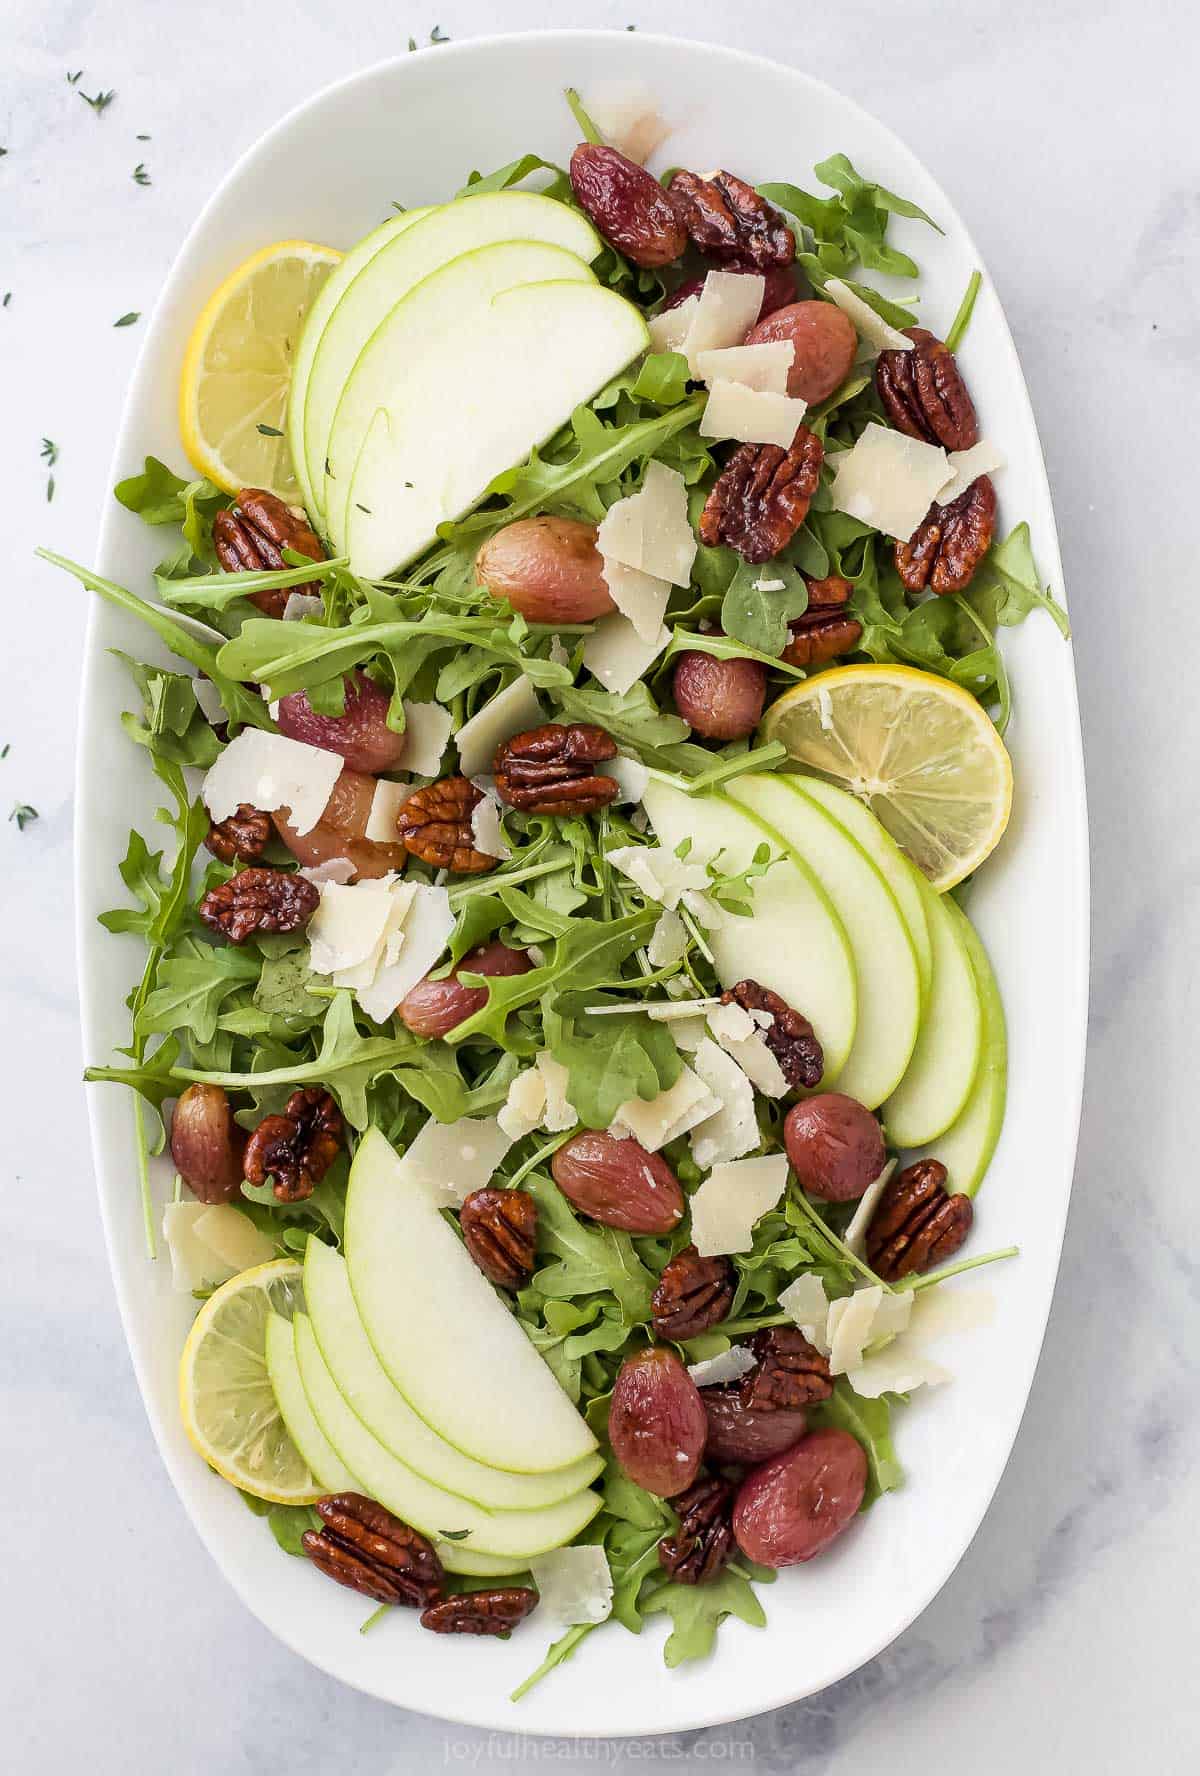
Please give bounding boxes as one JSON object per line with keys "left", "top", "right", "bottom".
{"left": 136, "top": 133, "right": 151, "bottom": 141}
{"left": 430, "top": 25, "right": 450, "bottom": 43}
{"left": 80, "top": 88, "right": 116, "bottom": 115}
{"left": 132, "top": 162, "right": 151, "bottom": 186}
{"left": 114, "top": 311, "right": 140, "bottom": 327}
{"left": 256, "top": 423, "right": 284, "bottom": 437}
{"left": 67, "top": 70, "right": 83, "bottom": 85}
{"left": 41, "top": 438, "right": 59, "bottom": 466}
{"left": 0, "top": 743, "right": 9, "bottom": 758}
{"left": 10, "top": 803, "right": 39, "bottom": 831}
{"left": 46, "top": 475, "right": 55, "bottom": 503}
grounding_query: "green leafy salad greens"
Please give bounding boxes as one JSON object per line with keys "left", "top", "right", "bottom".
{"left": 47, "top": 122, "right": 1052, "bottom": 1695}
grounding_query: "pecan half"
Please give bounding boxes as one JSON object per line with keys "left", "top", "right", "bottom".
{"left": 699, "top": 428, "right": 823, "bottom": 564}
{"left": 658, "top": 1471, "right": 736, "bottom": 1585}
{"left": 493, "top": 723, "right": 619, "bottom": 816}
{"left": 876, "top": 329, "right": 978, "bottom": 452}
{"left": 204, "top": 803, "right": 271, "bottom": 863}
{"left": 459, "top": 1187, "right": 538, "bottom": 1290}
{"left": 720, "top": 980, "right": 824, "bottom": 1089}
{"left": 780, "top": 575, "right": 863, "bottom": 670}
{"left": 243, "top": 1086, "right": 342, "bottom": 1203}
{"left": 302, "top": 1493, "right": 443, "bottom": 1608}
{"left": 396, "top": 776, "right": 494, "bottom": 873}
{"left": 651, "top": 1245, "right": 735, "bottom": 1341}
{"left": 420, "top": 1587, "right": 538, "bottom": 1636}
{"left": 738, "top": 1326, "right": 832, "bottom": 1411}
{"left": 668, "top": 169, "right": 794, "bottom": 270}
{"left": 865, "top": 1158, "right": 974, "bottom": 1282}
{"left": 213, "top": 488, "right": 325, "bottom": 617}
{"left": 569, "top": 144, "right": 688, "bottom": 268}
{"left": 896, "top": 475, "right": 996, "bottom": 595}
{"left": 198, "top": 865, "right": 318, "bottom": 943}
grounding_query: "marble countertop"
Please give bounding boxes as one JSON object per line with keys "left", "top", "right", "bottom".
{"left": 4, "top": 0, "right": 1198, "bottom": 1769}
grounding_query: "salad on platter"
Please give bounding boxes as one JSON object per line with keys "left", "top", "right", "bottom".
{"left": 50, "top": 82, "right": 1068, "bottom": 1696}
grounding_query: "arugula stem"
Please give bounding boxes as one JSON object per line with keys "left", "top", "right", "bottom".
{"left": 788, "top": 1189, "right": 892, "bottom": 1291}
{"left": 899, "top": 1245, "right": 1019, "bottom": 1292}
{"left": 684, "top": 742, "right": 788, "bottom": 794}
{"left": 133, "top": 1095, "right": 156, "bottom": 1259}
{"left": 677, "top": 904, "right": 714, "bottom": 966}
{"left": 564, "top": 87, "right": 604, "bottom": 145}
{"left": 510, "top": 1623, "right": 596, "bottom": 1702}
{"left": 447, "top": 858, "right": 570, "bottom": 906}
{"left": 505, "top": 1128, "right": 577, "bottom": 1190}
{"left": 945, "top": 270, "right": 982, "bottom": 353}
{"left": 161, "top": 557, "right": 349, "bottom": 606}
{"left": 359, "top": 1603, "right": 390, "bottom": 1634}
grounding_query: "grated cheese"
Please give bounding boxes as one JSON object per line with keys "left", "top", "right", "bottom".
{"left": 689, "top": 1153, "right": 788, "bottom": 1257}
{"left": 829, "top": 422, "right": 954, "bottom": 542}
{"left": 202, "top": 729, "right": 342, "bottom": 837}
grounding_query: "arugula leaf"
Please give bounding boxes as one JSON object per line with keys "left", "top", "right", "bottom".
{"left": 544, "top": 996, "right": 682, "bottom": 1128}
{"left": 720, "top": 558, "right": 809, "bottom": 656}
{"left": 114, "top": 654, "right": 221, "bottom": 769}
{"left": 266, "top": 1503, "right": 321, "bottom": 1556}
{"left": 447, "top": 911, "right": 657, "bottom": 1047}
{"left": 809, "top": 1380, "right": 904, "bottom": 1506}
{"left": 641, "top": 1565, "right": 768, "bottom": 1666}
{"left": 551, "top": 681, "right": 691, "bottom": 761}
{"left": 525, "top": 1172, "right": 656, "bottom": 1323}
{"left": 113, "top": 456, "right": 227, "bottom": 569}
{"left": 253, "top": 951, "right": 328, "bottom": 1024}
{"left": 135, "top": 943, "right": 259, "bottom": 1046}
{"left": 967, "top": 522, "right": 1070, "bottom": 638}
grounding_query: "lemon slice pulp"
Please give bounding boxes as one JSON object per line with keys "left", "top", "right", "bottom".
{"left": 761, "top": 664, "right": 1013, "bottom": 891}
{"left": 179, "top": 1257, "right": 319, "bottom": 1504}
{"left": 179, "top": 240, "right": 340, "bottom": 502}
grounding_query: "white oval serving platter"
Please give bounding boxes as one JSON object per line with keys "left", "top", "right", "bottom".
{"left": 75, "top": 27, "right": 1089, "bottom": 1738}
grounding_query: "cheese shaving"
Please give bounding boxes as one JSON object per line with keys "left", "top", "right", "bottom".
{"left": 611, "top": 1064, "right": 719, "bottom": 1151}
{"left": 455, "top": 676, "right": 542, "bottom": 777}
{"left": 687, "top": 1346, "right": 757, "bottom": 1388}
{"left": 688, "top": 1038, "right": 759, "bottom": 1169}
{"left": 529, "top": 1545, "right": 614, "bottom": 1627}
{"left": 606, "top": 845, "right": 710, "bottom": 910}
{"left": 700, "top": 380, "right": 808, "bottom": 448}
{"left": 404, "top": 1114, "right": 513, "bottom": 1208}
{"left": 600, "top": 558, "right": 672, "bottom": 644}
{"left": 365, "top": 777, "right": 413, "bottom": 843}
{"left": 829, "top": 423, "right": 954, "bottom": 542}
{"left": 584, "top": 79, "right": 672, "bottom": 164}
{"left": 469, "top": 792, "right": 510, "bottom": 861}
{"left": 693, "top": 341, "right": 792, "bottom": 393}
{"left": 202, "top": 729, "right": 341, "bottom": 837}
{"left": 581, "top": 613, "right": 671, "bottom": 696}
{"left": 933, "top": 440, "right": 1006, "bottom": 506}
{"left": 689, "top": 1153, "right": 788, "bottom": 1257}
{"left": 400, "top": 700, "right": 454, "bottom": 777}
{"left": 647, "top": 295, "right": 698, "bottom": 355}
{"left": 682, "top": 270, "right": 765, "bottom": 367}
{"left": 822, "top": 279, "right": 915, "bottom": 353}
{"left": 597, "top": 461, "right": 696, "bottom": 588}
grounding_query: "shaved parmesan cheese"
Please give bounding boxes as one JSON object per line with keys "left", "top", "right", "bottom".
{"left": 282, "top": 592, "right": 324, "bottom": 621}
{"left": 598, "top": 461, "right": 696, "bottom": 588}
{"left": 647, "top": 295, "right": 698, "bottom": 355}
{"left": 778, "top": 1273, "right": 831, "bottom": 1349}
{"left": 455, "top": 676, "right": 542, "bottom": 777}
{"left": 611, "top": 1064, "right": 719, "bottom": 1151}
{"left": 585, "top": 79, "right": 672, "bottom": 164}
{"left": 700, "top": 380, "right": 808, "bottom": 449}
{"left": 598, "top": 753, "right": 650, "bottom": 805}
{"left": 667, "top": 1016, "right": 708, "bottom": 1052}
{"left": 470, "top": 793, "right": 510, "bottom": 861}
{"left": 829, "top": 423, "right": 953, "bottom": 542}
{"left": 687, "top": 1345, "right": 757, "bottom": 1387}
{"left": 536, "top": 1052, "right": 577, "bottom": 1133}
{"left": 823, "top": 279, "right": 914, "bottom": 353}
{"left": 933, "top": 440, "right": 1005, "bottom": 506}
{"left": 203, "top": 730, "right": 341, "bottom": 837}
{"left": 355, "top": 882, "right": 454, "bottom": 1021}
{"left": 307, "top": 877, "right": 402, "bottom": 977}
{"left": 606, "top": 845, "right": 709, "bottom": 911}
{"left": 192, "top": 676, "right": 226, "bottom": 727}
{"left": 827, "top": 1285, "right": 913, "bottom": 1376}
{"left": 689, "top": 1038, "right": 759, "bottom": 1169}
{"left": 192, "top": 1205, "right": 275, "bottom": 1273}
{"left": 400, "top": 700, "right": 453, "bottom": 777}
{"left": 529, "top": 1545, "right": 613, "bottom": 1627}
{"left": 647, "top": 908, "right": 688, "bottom": 968}
{"left": 693, "top": 341, "right": 792, "bottom": 394}
{"left": 690, "top": 1153, "right": 788, "bottom": 1257}
{"left": 498, "top": 1068, "right": 545, "bottom": 1140}
{"left": 365, "top": 777, "right": 413, "bottom": 843}
{"left": 705, "top": 1001, "right": 788, "bottom": 1097}
{"left": 843, "top": 1158, "right": 897, "bottom": 1258}
{"left": 582, "top": 613, "right": 671, "bottom": 696}
{"left": 682, "top": 270, "right": 765, "bottom": 367}
{"left": 299, "top": 856, "right": 356, "bottom": 886}
{"left": 847, "top": 1340, "right": 952, "bottom": 1398}
{"left": 404, "top": 1114, "right": 513, "bottom": 1207}
{"left": 600, "top": 558, "right": 672, "bottom": 644}
{"left": 163, "top": 1204, "right": 235, "bottom": 1294}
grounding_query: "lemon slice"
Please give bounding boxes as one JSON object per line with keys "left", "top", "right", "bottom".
{"left": 761, "top": 665, "right": 1012, "bottom": 891}
{"left": 179, "top": 241, "right": 341, "bottom": 501}
{"left": 179, "top": 1258, "right": 319, "bottom": 1504}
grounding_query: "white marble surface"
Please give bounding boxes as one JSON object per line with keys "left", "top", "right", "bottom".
{"left": 3, "top": 0, "right": 1198, "bottom": 1768}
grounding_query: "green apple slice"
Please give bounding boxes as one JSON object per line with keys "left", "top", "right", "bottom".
{"left": 911, "top": 898, "right": 1007, "bottom": 1195}
{"left": 786, "top": 774, "right": 933, "bottom": 1002}
{"left": 436, "top": 1544, "right": 529, "bottom": 1579}
{"left": 883, "top": 865, "right": 983, "bottom": 1146}
{"left": 341, "top": 276, "right": 649, "bottom": 575}
{"left": 641, "top": 778, "right": 857, "bottom": 1081}
{"left": 312, "top": 189, "right": 601, "bottom": 525}
{"left": 304, "top": 1238, "right": 602, "bottom": 1508}
{"left": 286, "top": 207, "right": 435, "bottom": 519}
{"left": 344, "top": 1128, "right": 598, "bottom": 1475}
{"left": 294, "top": 1314, "right": 601, "bottom": 1558}
{"left": 729, "top": 774, "right": 921, "bottom": 1109}
{"left": 264, "top": 1310, "right": 356, "bottom": 1494}
{"left": 323, "top": 238, "right": 598, "bottom": 554}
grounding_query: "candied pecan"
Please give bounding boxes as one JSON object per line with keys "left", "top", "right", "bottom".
{"left": 198, "top": 865, "right": 318, "bottom": 943}
{"left": 651, "top": 1245, "right": 734, "bottom": 1341}
{"left": 204, "top": 803, "right": 271, "bottom": 863}
{"left": 720, "top": 980, "right": 824, "bottom": 1089}
{"left": 668, "top": 169, "right": 794, "bottom": 271}
{"left": 213, "top": 488, "right": 325, "bottom": 617}
{"left": 739, "top": 1326, "right": 832, "bottom": 1411}
{"left": 243, "top": 1087, "right": 342, "bottom": 1203}
{"left": 658, "top": 1472, "right": 736, "bottom": 1585}
{"left": 569, "top": 144, "right": 688, "bottom": 268}
{"left": 493, "top": 723, "right": 619, "bottom": 816}
{"left": 780, "top": 575, "right": 863, "bottom": 669}
{"left": 699, "top": 428, "right": 823, "bottom": 564}
{"left": 896, "top": 475, "right": 996, "bottom": 595}
{"left": 396, "top": 776, "right": 494, "bottom": 873}
{"left": 302, "top": 1493, "right": 443, "bottom": 1607}
{"left": 875, "top": 328, "right": 978, "bottom": 452}
{"left": 866, "top": 1158, "right": 974, "bottom": 1282}
{"left": 459, "top": 1187, "right": 538, "bottom": 1290}
{"left": 420, "top": 1587, "right": 538, "bottom": 1636}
